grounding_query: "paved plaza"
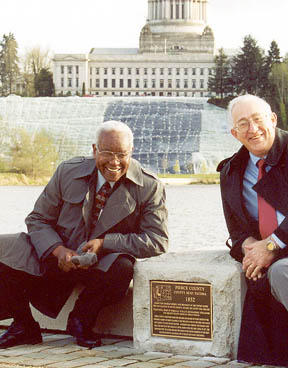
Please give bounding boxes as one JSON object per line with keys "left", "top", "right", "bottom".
{"left": 0, "top": 328, "right": 284, "bottom": 368}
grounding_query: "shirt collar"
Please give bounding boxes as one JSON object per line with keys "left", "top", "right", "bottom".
{"left": 96, "top": 170, "right": 116, "bottom": 191}
{"left": 249, "top": 152, "right": 267, "bottom": 167}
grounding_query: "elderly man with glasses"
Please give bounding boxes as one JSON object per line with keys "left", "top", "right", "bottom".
{"left": 0, "top": 121, "right": 168, "bottom": 349}
{"left": 217, "top": 94, "right": 288, "bottom": 366}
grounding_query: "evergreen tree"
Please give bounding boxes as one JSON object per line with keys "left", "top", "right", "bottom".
{"left": 268, "top": 62, "right": 288, "bottom": 130}
{"left": 0, "top": 33, "right": 20, "bottom": 96}
{"left": 34, "top": 67, "right": 54, "bottom": 96}
{"left": 266, "top": 40, "right": 282, "bottom": 69}
{"left": 208, "top": 48, "right": 233, "bottom": 98}
{"left": 231, "top": 35, "right": 266, "bottom": 95}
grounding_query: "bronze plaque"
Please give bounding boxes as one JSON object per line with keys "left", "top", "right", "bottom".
{"left": 150, "top": 280, "right": 213, "bottom": 340}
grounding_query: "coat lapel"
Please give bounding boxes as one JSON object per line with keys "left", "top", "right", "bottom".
{"left": 82, "top": 172, "right": 97, "bottom": 232}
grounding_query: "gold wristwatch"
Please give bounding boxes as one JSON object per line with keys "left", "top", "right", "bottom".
{"left": 266, "top": 239, "right": 280, "bottom": 252}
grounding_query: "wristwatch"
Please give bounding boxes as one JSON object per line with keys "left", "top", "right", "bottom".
{"left": 266, "top": 239, "right": 280, "bottom": 252}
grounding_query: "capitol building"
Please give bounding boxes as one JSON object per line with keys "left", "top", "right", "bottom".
{"left": 53, "top": 0, "right": 215, "bottom": 97}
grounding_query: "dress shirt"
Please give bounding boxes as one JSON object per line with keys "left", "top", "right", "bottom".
{"left": 243, "top": 152, "right": 285, "bottom": 248}
{"left": 96, "top": 171, "right": 116, "bottom": 192}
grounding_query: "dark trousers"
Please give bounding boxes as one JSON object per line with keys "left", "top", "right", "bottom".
{"left": 0, "top": 255, "right": 133, "bottom": 328}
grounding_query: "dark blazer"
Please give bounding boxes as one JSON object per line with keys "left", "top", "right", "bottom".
{"left": 217, "top": 128, "right": 288, "bottom": 366}
{"left": 218, "top": 128, "right": 288, "bottom": 263}
{"left": 0, "top": 157, "right": 168, "bottom": 318}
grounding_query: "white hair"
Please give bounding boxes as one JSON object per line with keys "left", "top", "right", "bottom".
{"left": 227, "top": 94, "right": 272, "bottom": 127}
{"left": 95, "top": 120, "right": 134, "bottom": 147}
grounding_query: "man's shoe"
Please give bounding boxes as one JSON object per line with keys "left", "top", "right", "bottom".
{"left": 0, "top": 321, "right": 42, "bottom": 349}
{"left": 67, "top": 314, "right": 101, "bottom": 348}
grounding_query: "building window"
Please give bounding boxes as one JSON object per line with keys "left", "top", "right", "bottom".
{"left": 168, "top": 68, "right": 172, "bottom": 75}
{"left": 68, "top": 78, "right": 72, "bottom": 87}
{"left": 168, "top": 79, "right": 172, "bottom": 88}
{"left": 90, "top": 79, "right": 92, "bottom": 88}
{"left": 182, "top": 3, "right": 185, "bottom": 19}
{"left": 76, "top": 66, "right": 79, "bottom": 74}
{"left": 152, "top": 68, "right": 156, "bottom": 75}
{"left": 68, "top": 66, "right": 72, "bottom": 74}
{"left": 104, "top": 68, "right": 108, "bottom": 75}
{"left": 144, "top": 79, "right": 148, "bottom": 88}
{"left": 192, "top": 68, "right": 196, "bottom": 75}
{"left": 104, "top": 79, "right": 108, "bottom": 88}
{"left": 144, "top": 68, "right": 147, "bottom": 75}
{"left": 96, "top": 79, "right": 100, "bottom": 88}
{"left": 96, "top": 68, "right": 99, "bottom": 75}
{"left": 184, "top": 79, "right": 188, "bottom": 88}
{"left": 184, "top": 68, "right": 188, "bottom": 75}
{"left": 128, "top": 68, "right": 132, "bottom": 75}
{"left": 152, "top": 79, "right": 156, "bottom": 88}
{"left": 160, "top": 79, "right": 164, "bottom": 88}
{"left": 61, "top": 65, "right": 64, "bottom": 74}
{"left": 170, "top": 4, "right": 173, "bottom": 18}
{"left": 90, "top": 67, "right": 93, "bottom": 75}
{"left": 200, "top": 68, "right": 204, "bottom": 75}
{"left": 128, "top": 79, "right": 132, "bottom": 88}
{"left": 76, "top": 78, "right": 79, "bottom": 88}
{"left": 112, "top": 68, "right": 116, "bottom": 75}
{"left": 136, "top": 79, "right": 140, "bottom": 88}
{"left": 176, "top": 68, "right": 180, "bottom": 75}
{"left": 136, "top": 68, "right": 140, "bottom": 75}
{"left": 61, "top": 78, "right": 64, "bottom": 87}
{"left": 160, "top": 68, "right": 164, "bottom": 75}
{"left": 209, "top": 68, "right": 213, "bottom": 75}
{"left": 112, "top": 79, "right": 116, "bottom": 88}
{"left": 176, "top": 3, "right": 179, "bottom": 19}
{"left": 192, "top": 79, "right": 196, "bottom": 88}
{"left": 120, "top": 68, "right": 124, "bottom": 75}
{"left": 120, "top": 79, "right": 124, "bottom": 88}
{"left": 200, "top": 79, "right": 204, "bottom": 88}
{"left": 176, "top": 79, "right": 180, "bottom": 88}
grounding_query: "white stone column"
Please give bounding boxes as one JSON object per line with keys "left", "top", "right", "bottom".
{"left": 153, "top": 0, "right": 157, "bottom": 20}
{"left": 184, "top": 0, "right": 189, "bottom": 20}
{"left": 148, "top": 0, "right": 152, "bottom": 20}
{"left": 199, "top": 0, "right": 202, "bottom": 20}
{"left": 157, "top": 0, "right": 161, "bottom": 19}
{"left": 165, "top": 0, "right": 170, "bottom": 19}
{"left": 191, "top": 0, "right": 195, "bottom": 21}
{"left": 203, "top": 0, "right": 207, "bottom": 22}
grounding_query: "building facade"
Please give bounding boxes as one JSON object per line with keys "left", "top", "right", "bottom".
{"left": 53, "top": 0, "right": 215, "bottom": 97}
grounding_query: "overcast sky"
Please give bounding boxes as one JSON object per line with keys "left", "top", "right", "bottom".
{"left": 1, "top": 0, "right": 288, "bottom": 56}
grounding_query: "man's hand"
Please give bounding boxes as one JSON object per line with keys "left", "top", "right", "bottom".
{"left": 52, "top": 245, "right": 78, "bottom": 272}
{"left": 81, "top": 239, "right": 104, "bottom": 255}
{"left": 242, "top": 237, "right": 277, "bottom": 281}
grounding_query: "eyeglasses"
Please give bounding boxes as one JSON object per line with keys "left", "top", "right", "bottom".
{"left": 233, "top": 113, "right": 270, "bottom": 133}
{"left": 97, "top": 148, "right": 132, "bottom": 160}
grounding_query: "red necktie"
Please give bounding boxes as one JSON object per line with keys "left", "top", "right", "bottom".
{"left": 93, "top": 181, "right": 111, "bottom": 222}
{"left": 257, "top": 159, "right": 278, "bottom": 239}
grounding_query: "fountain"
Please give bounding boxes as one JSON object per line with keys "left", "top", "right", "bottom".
{"left": 0, "top": 95, "right": 240, "bottom": 173}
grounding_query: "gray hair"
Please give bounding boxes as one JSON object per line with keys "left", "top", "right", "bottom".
{"left": 95, "top": 120, "right": 134, "bottom": 147}
{"left": 227, "top": 94, "right": 272, "bottom": 127}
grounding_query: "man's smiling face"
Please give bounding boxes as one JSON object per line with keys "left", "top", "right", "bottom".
{"left": 231, "top": 99, "right": 277, "bottom": 158}
{"left": 93, "top": 130, "right": 132, "bottom": 182}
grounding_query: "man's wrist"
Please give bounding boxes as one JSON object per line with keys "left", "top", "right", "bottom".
{"left": 266, "top": 237, "right": 280, "bottom": 252}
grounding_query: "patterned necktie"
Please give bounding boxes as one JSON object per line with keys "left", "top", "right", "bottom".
{"left": 93, "top": 181, "right": 111, "bottom": 222}
{"left": 257, "top": 159, "right": 278, "bottom": 239}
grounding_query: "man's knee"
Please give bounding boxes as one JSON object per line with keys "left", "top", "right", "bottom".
{"left": 268, "top": 258, "right": 288, "bottom": 285}
{"left": 109, "top": 256, "right": 134, "bottom": 282}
